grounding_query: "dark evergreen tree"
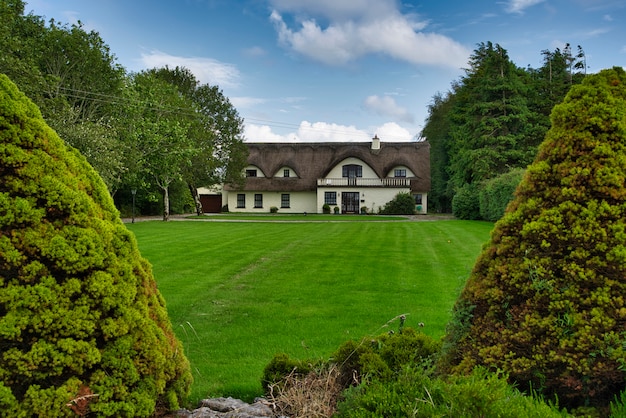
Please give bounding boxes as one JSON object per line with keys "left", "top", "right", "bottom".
{"left": 0, "top": 74, "right": 192, "bottom": 416}
{"left": 440, "top": 67, "right": 626, "bottom": 410}
{"left": 422, "top": 91, "right": 456, "bottom": 213}
{"left": 448, "top": 42, "right": 537, "bottom": 189}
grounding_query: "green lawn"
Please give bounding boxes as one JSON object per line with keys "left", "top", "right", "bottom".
{"left": 127, "top": 219, "right": 493, "bottom": 404}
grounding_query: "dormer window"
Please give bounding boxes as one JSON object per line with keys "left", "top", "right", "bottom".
{"left": 394, "top": 169, "right": 407, "bottom": 178}
{"left": 246, "top": 169, "right": 257, "bottom": 177}
{"left": 283, "top": 169, "right": 290, "bottom": 177}
{"left": 342, "top": 164, "right": 362, "bottom": 178}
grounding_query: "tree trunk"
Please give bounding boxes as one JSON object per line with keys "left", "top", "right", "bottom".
{"left": 188, "top": 183, "right": 203, "bottom": 216}
{"left": 162, "top": 186, "right": 170, "bottom": 221}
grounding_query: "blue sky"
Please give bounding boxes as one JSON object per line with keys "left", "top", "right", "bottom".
{"left": 26, "top": 0, "right": 625, "bottom": 142}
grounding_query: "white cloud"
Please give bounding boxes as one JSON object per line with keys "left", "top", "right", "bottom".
{"left": 244, "top": 120, "right": 414, "bottom": 143}
{"left": 363, "top": 95, "right": 414, "bottom": 124}
{"left": 373, "top": 122, "right": 414, "bottom": 141}
{"left": 244, "top": 121, "right": 369, "bottom": 142}
{"left": 244, "top": 124, "right": 287, "bottom": 142}
{"left": 269, "top": 3, "right": 468, "bottom": 68}
{"left": 295, "top": 121, "right": 371, "bottom": 142}
{"left": 139, "top": 50, "right": 240, "bottom": 88}
{"left": 505, "top": 0, "right": 546, "bottom": 14}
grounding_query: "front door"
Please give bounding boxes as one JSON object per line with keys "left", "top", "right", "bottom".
{"left": 342, "top": 192, "right": 360, "bottom": 213}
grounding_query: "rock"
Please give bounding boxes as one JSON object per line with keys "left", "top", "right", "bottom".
{"left": 170, "top": 397, "right": 278, "bottom": 418}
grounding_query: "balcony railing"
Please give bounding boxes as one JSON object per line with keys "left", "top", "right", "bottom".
{"left": 317, "top": 178, "right": 411, "bottom": 187}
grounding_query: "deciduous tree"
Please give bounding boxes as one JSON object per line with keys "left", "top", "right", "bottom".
{"left": 124, "top": 71, "right": 196, "bottom": 221}
{"left": 150, "top": 66, "right": 247, "bottom": 215}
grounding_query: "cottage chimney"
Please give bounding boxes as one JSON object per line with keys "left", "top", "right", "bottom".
{"left": 371, "top": 134, "right": 380, "bottom": 150}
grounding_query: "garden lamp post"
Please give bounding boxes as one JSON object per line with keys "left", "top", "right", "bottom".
{"left": 131, "top": 188, "right": 137, "bottom": 223}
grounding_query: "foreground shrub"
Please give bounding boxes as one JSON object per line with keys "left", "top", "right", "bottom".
{"left": 331, "top": 327, "right": 441, "bottom": 385}
{"left": 440, "top": 67, "right": 626, "bottom": 410}
{"left": 336, "top": 367, "right": 569, "bottom": 418}
{"left": 0, "top": 74, "right": 192, "bottom": 416}
{"left": 261, "top": 353, "right": 316, "bottom": 393}
{"left": 263, "top": 326, "right": 440, "bottom": 416}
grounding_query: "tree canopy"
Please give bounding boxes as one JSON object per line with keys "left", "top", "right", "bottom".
{"left": 423, "top": 41, "right": 587, "bottom": 217}
{"left": 1, "top": 0, "right": 247, "bottom": 217}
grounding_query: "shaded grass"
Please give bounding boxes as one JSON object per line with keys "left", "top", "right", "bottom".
{"left": 128, "top": 219, "right": 493, "bottom": 404}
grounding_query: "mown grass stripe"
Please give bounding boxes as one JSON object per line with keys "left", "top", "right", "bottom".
{"left": 128, "top": 219, "right": 492, "bottom": 403}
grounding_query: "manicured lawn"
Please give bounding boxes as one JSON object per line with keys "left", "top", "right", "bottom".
{"left": 187, "top": 213, "right": 411, "bottom": 221}
{"left": 127, "top": 219, "right": 493, "bottom": 404}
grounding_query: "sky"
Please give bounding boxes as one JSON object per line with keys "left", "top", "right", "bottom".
{"left": 25, "top": 0, "right": 626, "bottom": 143}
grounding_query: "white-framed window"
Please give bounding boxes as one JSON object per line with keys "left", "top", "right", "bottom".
{"left": 324, "top": 191, "right": 337, "bottom": 205}
{"left": 281, "top": 194, "right": 290, "bottom": 208}
{"left": 394, "top": 169, "right": 407, "bottom": 177}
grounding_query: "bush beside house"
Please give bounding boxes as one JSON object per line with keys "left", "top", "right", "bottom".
{"left": 0, "top": 74, "right": 192, "bottom": 416}
{"left": 380, "top": 192, "right": 416, "bottom": 215}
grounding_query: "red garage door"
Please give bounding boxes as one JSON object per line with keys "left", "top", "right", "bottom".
{"left": 199, "top": 195, "right": 222, "bottom": 213}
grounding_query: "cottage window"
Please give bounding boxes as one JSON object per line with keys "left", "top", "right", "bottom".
{"left": 324, "top": 191, "right": 337, "bottom": 205}
{"left": 342, "top": 164, "right": 362, "bottom": 178}
{"left": 246, "top": 169, "right": 257, "bottom": 177}
{"left": 394, "top": 169, "right": 407, "bottom": 177}
{"left": 283, "top": 169, "right": 290, "bottom": 177}
{"left": 254, "top": 194, "right": 263, "bottom": 208}
{"left": 237, "top": 194, "right": 246, "bottom": 208}
{"left": 281, "top": 194, "right": 290, "bottom": 208}
{"left": 414, "top": 194, "right": 423, "bottom": 205}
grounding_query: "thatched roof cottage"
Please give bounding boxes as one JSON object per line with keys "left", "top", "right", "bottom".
{"left": 202, "top": 136, "right": 430, "bottom": 214}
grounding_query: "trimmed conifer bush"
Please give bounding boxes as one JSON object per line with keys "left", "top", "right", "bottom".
{"left": 440, "top": 67, "right": 626, "bottom": 410}
{"left": 0, "top": 74, "right": 192, "bottom": 416}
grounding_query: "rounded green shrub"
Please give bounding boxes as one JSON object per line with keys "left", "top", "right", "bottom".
{"left": 440, "top": 68, "right": 626, "bottom": 410}
{"left": 451, "top": 183, "right": 481, "bottom": 220}
{"left": 478, "top": 167, "right": 525, "bottom": 221}
{"left": 331, "top": 328, "right": 441, "bottom": 385}
{"left": 380, "top": 192, "right": 416, "bottom": 215}
{"left": 261, "top": 353, "right": 315, "bottom": 392}
{"left": 0, "top": 74, "right": 192, "bottom": 416}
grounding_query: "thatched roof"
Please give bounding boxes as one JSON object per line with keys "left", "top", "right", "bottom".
{"left": 226, "top": 141, "right": 430, "bottom": 192}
